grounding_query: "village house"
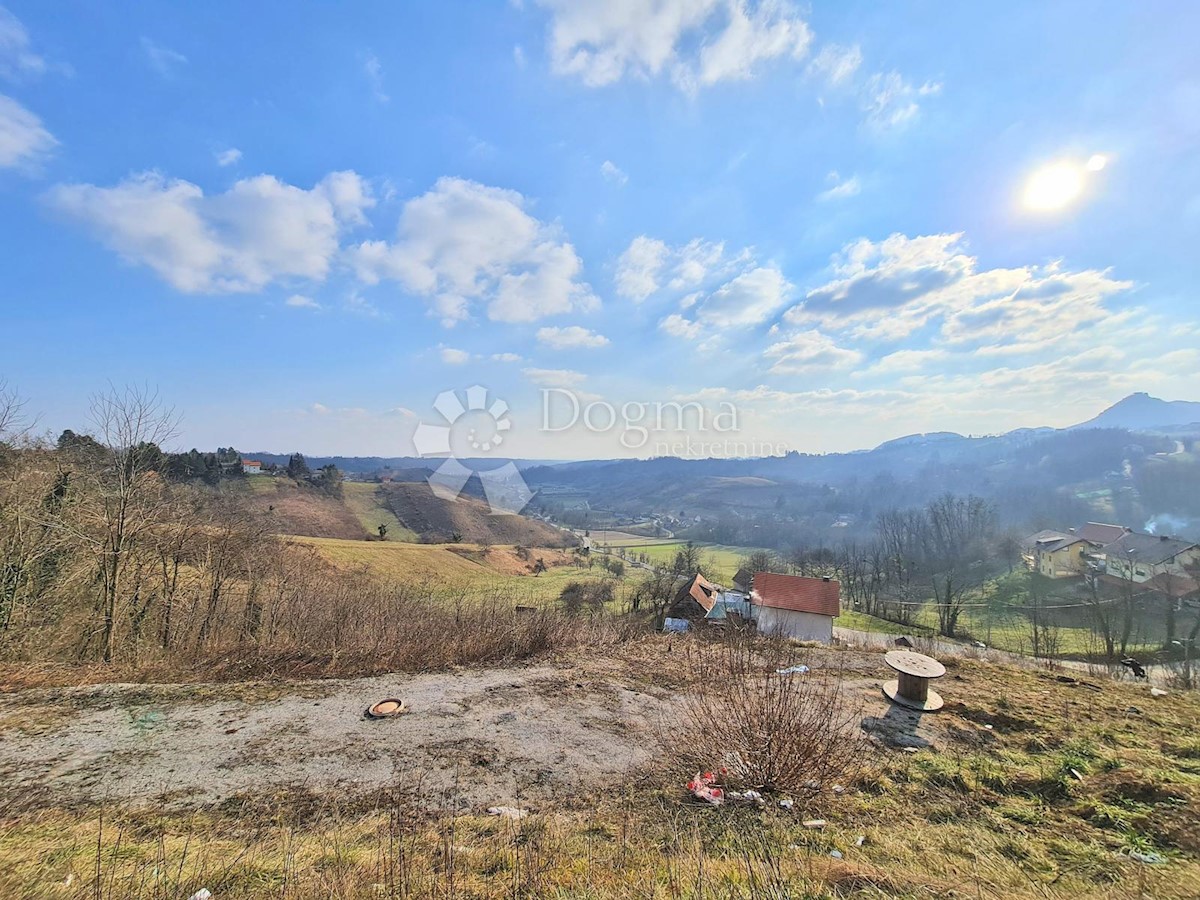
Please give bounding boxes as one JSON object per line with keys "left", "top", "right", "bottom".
{"left": 241, "top": 459, "right": 263, "bottom": 475}
{"left": 1021, "top": 529, "right": 1090, "bottom": 578}
{"left": 1102, "top": 531, "right": 1200, "bottom": 595}
{"left": 749, "top": 572, "right": 840, "bottom": 643}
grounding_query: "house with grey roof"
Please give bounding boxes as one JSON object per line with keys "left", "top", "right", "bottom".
{"left": 1103, "top": 531, "right": 1200, "bottom": 593}
{"left": 1020, "top": 529, "right": 1090, "bottom": 578}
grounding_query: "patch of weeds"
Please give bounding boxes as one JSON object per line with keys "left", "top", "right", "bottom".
{"left": 914, "top": 756, "right": 972, "bottom": 793}
{"left": 1087, "top": 800, "right": 1150, "bottom": 832}
{"left": 1047, "top": 838, "right": 1123, "bottom": 884}
{"left": 970, "top": 756, "right": 1011, "bottom": 792}
{"left": 998, "top": 800, "right": 1045, "bottom": 826}
{"left": 1164, "top": 737, "right": 1200, "bottom": 760}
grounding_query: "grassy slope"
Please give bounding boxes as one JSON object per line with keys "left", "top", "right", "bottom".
{"left": 601, "top": 540, "right": 767, "bottom": 583}
{"left": 294, "top": 535, "right": 619, "bottom": 604}
{"left": 340, "top": 481, "right": 419, "bottom": 542}
{"left": 3, "top": 648, "right": 1198, "bottom": 898}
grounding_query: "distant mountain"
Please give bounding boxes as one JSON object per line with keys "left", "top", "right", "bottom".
{"left": 1071, "top": 393, "right": 1200, "bottom": 432}
{"left": 874, "top": 431, "right": 966, "bottom": 451}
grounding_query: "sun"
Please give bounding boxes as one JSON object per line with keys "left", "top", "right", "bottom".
{"left": 1023, "top": 161, "right": 1086, "bottom": 211}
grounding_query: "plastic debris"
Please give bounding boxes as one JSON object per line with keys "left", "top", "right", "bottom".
{"left": 802, "top": 819, "right": 827, "bottom": 829}
{"left": 776, "top": 665, "right": 810, "bottom": 675}
{"left": 487, "top": 806, "right": 528, "bottom": 819}
{"left": 1121, "top": 848, "right": 1167, "bottom": 864}
{"left": 830, "top": 850, "right": 843, "bottom": 859}
{"left": 855, "top": 835, "right": 866, "bottom": 847}
{"left": 1069, "top": 768, "right": 1084, "bottom": 782}
{"left": 971, "top": 641, "right": 987, "bottom": 649}
{"left": 778, "top": 798, "right": 794, "bottom": 810}
{"left": 727, "top": 789, "right": 765, "bottom": 805}
{"left": 687, "top": 772, "right": 725, "bottom": 806}
{"left": 365, "top": 699, "right": 407, "bottom": 719}
{"left": 187, "top": 890, "right": 212, "bottom": 900}
{"left": 1151, "top": 687, "right": 1168, "bottom": 697}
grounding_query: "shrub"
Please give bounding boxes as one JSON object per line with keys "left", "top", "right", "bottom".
{"left": 673, "top": 632, "right": 865, "bottom": 794}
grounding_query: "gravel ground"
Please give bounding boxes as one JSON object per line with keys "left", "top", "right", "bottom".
{"left": 0, "top": 664, "right": 672, "bottom": 813}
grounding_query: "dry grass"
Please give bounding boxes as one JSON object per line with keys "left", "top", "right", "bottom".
{"left": 674, "top": 632, "right": 866, "bottom": 794}
{"left": 3, "top": 631, "right": 1199, "bottom": 898}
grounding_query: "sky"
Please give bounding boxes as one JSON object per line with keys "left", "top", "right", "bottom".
{"left": 1, "top": 1, "right": 1199, "bottom": 461}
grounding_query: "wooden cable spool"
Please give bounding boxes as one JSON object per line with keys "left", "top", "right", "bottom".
{"left": 882, "top": 650, "right": 946, "bottom": 712}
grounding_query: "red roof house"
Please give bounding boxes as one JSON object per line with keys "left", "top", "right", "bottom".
{"left": 750, "top": 572, "right": 840, "bottom": 642}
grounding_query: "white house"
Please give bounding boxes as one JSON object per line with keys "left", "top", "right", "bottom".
{"left": 750, "top": 572, "right": 840, "bottom": 643}
{"left": 241, "top": 459, "right": 264, "bottom": 475}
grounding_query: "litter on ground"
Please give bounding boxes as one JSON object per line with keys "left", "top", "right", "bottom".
{"left": 803, "top": 819, "right": 827, "bottom": 829}
{"left": 487, "top": 806, "right": 529, "bottom": 819}
{"left": 687, "top": 772, "right": 725, "bottom": 806}
{"left": 776, "top": 665, "right": 810, "bottom": 675}
{"left": 1121, "top": 848, "right": 1167, "bottom": 864}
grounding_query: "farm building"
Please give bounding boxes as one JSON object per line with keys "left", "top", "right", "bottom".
{"left": 750, "top": 572, "right": 840, "bottom": 643}
{"left": 241, "top": 459, "right": 264, "bottom": 475}
{"left": 663, "top": 573, "right": 722, "bottom": 632}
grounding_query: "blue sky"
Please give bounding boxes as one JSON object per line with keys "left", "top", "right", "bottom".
{"left": 1, "top": 1, "right": 1199, "bottom": 459}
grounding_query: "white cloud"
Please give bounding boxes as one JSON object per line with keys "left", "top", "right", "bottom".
{"left": 615, "top": 235, "right": 669, "bottom": 300}
{"left": 513, "top": 45, "right": 527, "bottom": 68}
{"left": 0, "top": 93, "right": 54, "bottom": 168}
{"left": 141, "top": 37, "right": 187, "bottom": 76}
{"left": 764, "top": 329, "right": 862, "bottom": 374}
{"left": 600, "top": 159, "right": 628, "bottom": 185}
{"left": 537, "top": 325, "right": 610, "bottom": 349}
{"left": 0, "top": 6, "right": 45, "bottom": 79}
{"left": 535, "top": 0, "right": 811, "bottom": 91}
{"left": 695, "top": 265, "right": 791, "bottom": 326}
{"left": 524, "top": 367, "right": 587, "bottom": 387}
{"left": 215, "top": 148, "right": 242, "bottom": 167}
{"left": 48, "top": 170, "right": 374, "bottom": 293}
{"left": 856, "top": 348, "right": 948, "bottom": 376}
{"left": 787, "top": 232, "right": 1132, "bottom": 351}
{"left": 816, "top": 170, "right": 860, "bottom": 201}
{"left": 693, "top": 0, "right": 811, "bottom": 88}
{"left": 363, "top": 51, "right": 388, "bottom": 103}
{"left": 862, "top": 72, "right": 940, "bottom": 131}
{"left": 440, "top": 347, "right": 471, "bottom": 364}
{"left": 286, "top": 294, "right": 321, "bottom": 310}
{"left": 615, "top": 235, "right": 728, "bottom": 300}
{"left": 659, "top": 312, "right": 702, "bottom": 339}
{"left": 492, "top": 352, "right": 523, "bottom": 362}
{"left": 351, "top": 177, "right": 597, "bottom": 325}
{"left": 807, "top": 43, "right": 860, "bottom": 86}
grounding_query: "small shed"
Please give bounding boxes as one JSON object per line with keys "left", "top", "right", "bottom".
{"left": 663, "top": 573, "right": 722, "bottom": 631}
{"left": 732, "top": 567, "right": 754, "bottom": 593}
{"left": 750, "top": 572, "right": 840, "bottom": 643}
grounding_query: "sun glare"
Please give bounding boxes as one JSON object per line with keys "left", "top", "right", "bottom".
{"left": 1021, "top": 153, "right": 1109, "bottom": 212}
{"left": 1023, "top": 161, "right": 1086, "bottom": 211}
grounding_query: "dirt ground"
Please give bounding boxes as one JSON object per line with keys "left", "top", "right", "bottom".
{"left": 0, "top": 644, "right": 978, "bottom": 818}
{"left": 0, "top": 663, "right": 677, "bottom": 815}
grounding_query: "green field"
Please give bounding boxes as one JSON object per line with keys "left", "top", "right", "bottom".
{"left": 296, "top": 536, "right": 622, "bottom": 604}
{"left": 600, "top": 540, "right": 766, "bottom": 583}
{"left": 340, "top": 482, "right": 420, "bottom": 542}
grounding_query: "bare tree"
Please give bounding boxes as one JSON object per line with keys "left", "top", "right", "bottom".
{"left": 67, "top": 386, "right": 179, "bottom": 662}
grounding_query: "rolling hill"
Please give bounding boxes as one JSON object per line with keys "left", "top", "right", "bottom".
{"left": 241, "top": 476, "right": 574, "bottom": 547}
{"left": 1070, "top": 392, "right": 1200, "bottom": 431}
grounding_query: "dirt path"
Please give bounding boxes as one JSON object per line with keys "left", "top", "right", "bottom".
{"left": 0, "top": 664, "right": 672, "bottom": 814}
